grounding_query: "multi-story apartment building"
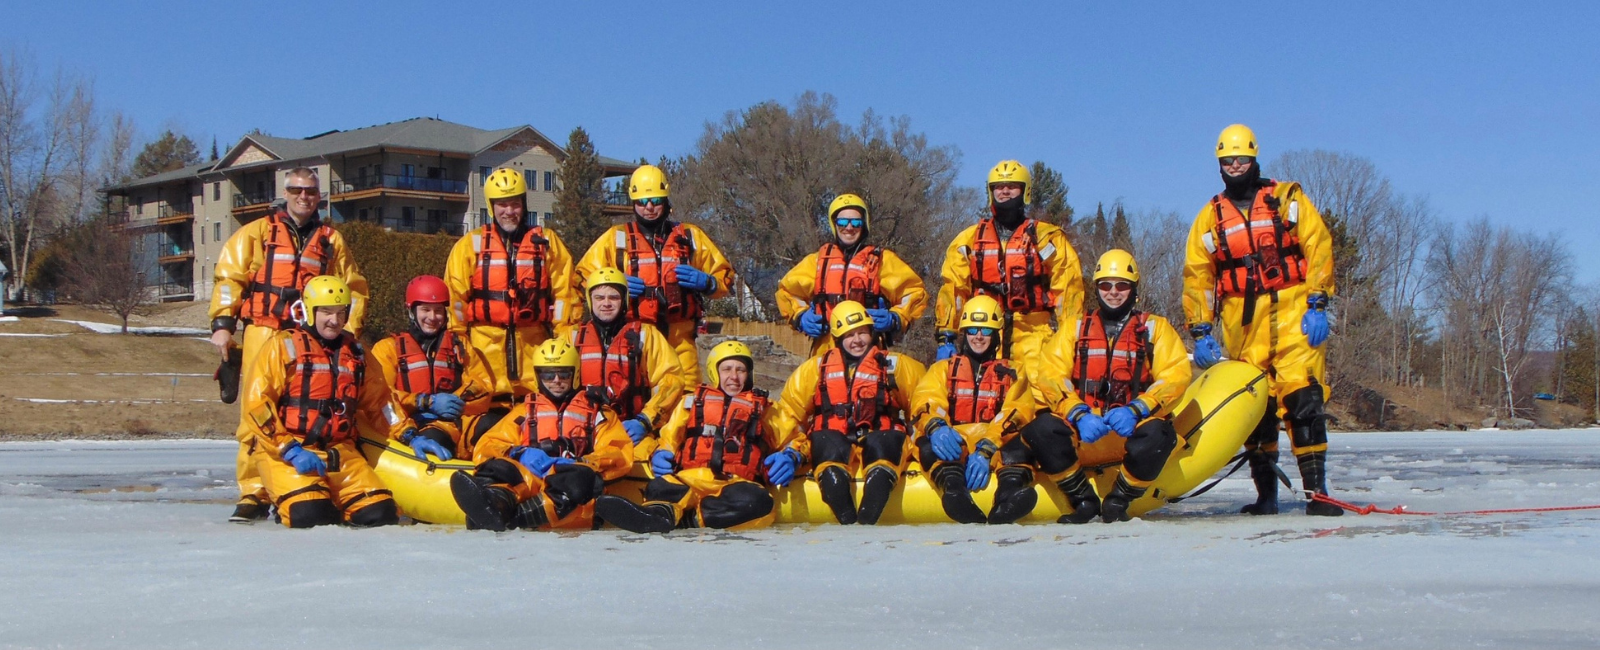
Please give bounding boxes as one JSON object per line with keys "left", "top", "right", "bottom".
{"left": 103, "top": 117, "right": 637, "bottom": 302}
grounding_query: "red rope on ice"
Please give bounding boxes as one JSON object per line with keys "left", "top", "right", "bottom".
{"left": 1310, "top": 492, "right": 1600, "bottom": 516}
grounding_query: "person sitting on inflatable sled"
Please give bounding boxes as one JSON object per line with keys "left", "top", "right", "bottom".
{"left": 450, "top": 339, "right": 633, "bottom": 531}
{"left": 594, "top": 341, "right": 779, "bottom": 533}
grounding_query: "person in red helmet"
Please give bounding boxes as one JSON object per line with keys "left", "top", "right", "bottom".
{"left": 369, "top": 276, "right": 480, "bottom": 460}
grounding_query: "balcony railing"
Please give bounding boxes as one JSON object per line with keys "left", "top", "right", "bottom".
{"left": 159, "top": 201, "right": 194, "bottom": 219}
{"left": 605, "top": 189, "right": 630, "bottom": 206}
{"left": 331, "top": 174, "right": 468, "bottom": 195}
{"left": 233, "top": 191, "right": 275, "bottom": 208}
{"left": 157, "top": 282, "right": 194, "bottom": 299}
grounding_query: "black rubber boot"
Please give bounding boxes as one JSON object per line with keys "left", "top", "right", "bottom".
{"left": 932, "top": 464, "right": 986, "bottom": 524}
{"left": 229, "top": 494, "right": 270, "bottom": 523}
{"left": 513, "top": 494, "right": 553, "bottom": 529}
{"left": 594, "top": 495, "right": 677, "bottom": 533}
{"left": 987, "top": 466, "right": 1038, "bottom": 524}
{"left": 856, "top": 466, "right": 898, "bottom": 525}
{"left": 1297, "top": 451, "right": 1344, "bottom": 517}
{"left": 1241, "top": 451, "right": 1280, "bottom": 515}
{"left": 451, "top": 472, "right": 519, "bottom": 531}
{"left": 816, "top": 466, "right": 857, "bottom": 525}
{"left": 1099, "top": 474, "right": 1146, "bottom": 523}
{"left": 1055, "top": 471, "right": 1100, "bottom": 524}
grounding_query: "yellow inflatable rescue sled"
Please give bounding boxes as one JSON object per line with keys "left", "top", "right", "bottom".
{"left": 361, "top": 360, "right": 1268, "bottom": 526}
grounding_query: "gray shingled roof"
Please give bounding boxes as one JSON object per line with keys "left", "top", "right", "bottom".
{"left": 106, "top": 117, "right": 638, "bottom": 192}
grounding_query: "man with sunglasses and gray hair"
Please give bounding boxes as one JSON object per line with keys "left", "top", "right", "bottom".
{"left": 208, "top": 166, "right": 369, "bottom": 523}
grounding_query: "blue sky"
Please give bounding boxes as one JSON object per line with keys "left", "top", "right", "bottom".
{"left": 3, "top": 1, "right": 1596, "bottom": 279}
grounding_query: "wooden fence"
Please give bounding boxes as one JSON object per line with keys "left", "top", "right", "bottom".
{"left": 703, "top": 317, "right": 813, "bottom": 358}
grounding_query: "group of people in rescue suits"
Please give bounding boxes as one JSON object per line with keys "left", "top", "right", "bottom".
{"left": 207, "top": 122, "right": 1341, "bottom": 531}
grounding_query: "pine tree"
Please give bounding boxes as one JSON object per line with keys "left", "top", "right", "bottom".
{"left": 1111, "top": 202, "right": 1133, "bottom": 252}
{"left": 1028, "top": 161, "right": 1073, "bottom": 228}
{"left": 210, "top": 136, "right": 219, "bottom": 162}
{"left": 551, "top": 127, "right": 609, "bottom": 251}
{"left": 130, "top": 131, "right": 202, "bottom": 179}
{"left": 1558, "top": 307, "right": 1598, "bottom": 417}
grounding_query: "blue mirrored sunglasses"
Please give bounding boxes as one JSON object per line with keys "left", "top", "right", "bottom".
{"left": 964, "top": 327, "right": 998, "bottom": 336}
{"left": 634, "top": 197, "right": 665, "bottom": 207}
{"left": 835, "top": 217, "right": 865, "bottom": 229}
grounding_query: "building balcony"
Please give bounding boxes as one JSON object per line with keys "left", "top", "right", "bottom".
{"left": 329, "top": 174, "right": 469, "bottom": 201}
{"left": 233, "top": 191, "right": 275, "bottom": 209}
{"left": 157, "top": 201, "right": 195, "bottom": 224}
{"left": 370, "top": 217, "right": 465, "bottom": 237}
{"left": 157, "top": 282, "right": 194, "bottom": 301}
{"left": 602, "top": 189, "right": 634, "bottom": 216}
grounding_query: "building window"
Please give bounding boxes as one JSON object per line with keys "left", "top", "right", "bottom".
{"left": 479, "top": 166, "right": 491, "bottom": 180}
{"left": 213, "top": 222, "right": 221, "bottom": 242}
{"left": 402, "top": 164, "right": 415, "bottom": 178}
{"left": 213, "top": 182, "right": 220, "bottom": 201}
{"left": 545, "top": 172, "right": 555, "bottom": 192}
{"left": 402, "top": 206, "right": 416, "bottom": 228}
{"left": 544, "top": 212, "right": 553, "bottom": 224}
{"left": 478, "top": 208, "right": 489, "bottom": 227}
{"left": 524, "top": 169, "right": 535, "bottom": 190}
{"left": 358, "top": 208, "right": 369, "bottom": 222}
{"left": 200, "top": 225, "right": 205, "bottom": 245}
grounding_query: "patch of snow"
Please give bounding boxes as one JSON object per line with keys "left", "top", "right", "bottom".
{"left": 52, "top": 319, "right": 209, "bottom": 336}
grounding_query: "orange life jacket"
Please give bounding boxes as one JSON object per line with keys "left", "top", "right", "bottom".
{"left": 389, "top": 331, "right": 463, "bottom": 396}
{"left": 679, "top": 386, "right": 769, "bottom": 481}
{"left": 809, "top": 347, "right": 905, "bottom": 435}
{"left": 519, "top": 387, "right": 605, "bottom": 460}
{"left": 616, "top": 221, "right": 700, "bottom": 327}
{"left": 278, "top": 329, "right": 365, "bottom": 447}
{"left": 812, "top": 243, "right": 883, "bottom": 316}
{"left": 1204, "top": 181, "right": 1308, "bottom": 298}
{"left": 968, "top": 218, "right": 1053, "bottom": 313}
{"left": 573, "top": 321, "right": 646, "bottom": 418}
{"left": 465, "top": 225, "right": 553, "bottom": 327}
{"left": 241, "top": 214, "right": 335, "bottom": 329}
{"left": 1071, "top": 311, "right": 1153, "bottom": 411}
{"left": 944, "top": 356, "right": 1016, "bottom": 425}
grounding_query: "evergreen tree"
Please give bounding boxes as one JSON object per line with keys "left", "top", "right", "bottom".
{"left": 1111, "top": 202, "right": 1133, "bottom": 252}
{"left": 130, "top": 131, "right": 202, "bottom": 179}
{"left": 1558, "top": 307, "right": 1598, "bottom": 417}
{"left": 1028, "top": 161, "right": 1073, "bottom": 228}
{"left": 551, "top": 127, "right": 609, "bottom": 250}
{"left": 210, "top": 136, "right": 219, "bottom": 162}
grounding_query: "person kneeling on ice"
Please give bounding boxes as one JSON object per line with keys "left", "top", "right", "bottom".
{"left": 370, "top": 275, "right": 477, "bottom": 462}
{"left": 450, "top": 339, "right": 633, "bottom": 531}
{"left": 909, "top": 296, "right": 1037, "bottom": 524}
{"left": 594, "top": 341, "right": 778, "bottom": 532}
{"left": 1027, "top": 250, "right": 1192, "bottom": 523}
{"left": 240, "top": 275, "right": 408, "bottom": 528}
{"left": 766, "top": 300, "right": 926, "bottom": 525}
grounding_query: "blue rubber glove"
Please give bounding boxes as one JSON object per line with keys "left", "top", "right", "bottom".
{"left": 764, "top": 448, "right": 803, "bottom": 487}
{"left": 650, "top": 450, "right": 675, "bottom": 477}
{"left": 1302, "top": 294, "right": 1330, "bottom": 347}
{"left": 1104, "top": 407, "right": 1138, "bottom": 438}
{"left": 623, "top": 415, "right": 651, "bottom": 444}
{"left": 409, "top": 435, "right": 453, "bottom": 461}
{"left": 428, "top": 393, "right": 465, "bottom": 420}
{"left": 935, "top": 331, "right": 958, "bottom": 361}
{"left": 625, "top": 275, "right": 646, "bottom": 298}
{"left": 515, "top": 447, "right": 559, "bottom": 477}
{"left": 1070, "top": 407, "right": 1111, "bottom": 445}
{"left": 929, "top": 424, "right": 963, "bottom": 462}
{"left": 868, "top": 308, "right": 898, "bottom": 333}
{"left": 798, "top": 310, "right": 827, "bottom": 338}
{"left": 965, "top": 446, "right": 993, "bottom": 491}
{"left": 674, "top": 266, "right": 716, "bottom": 293}
{"left": 281, "top": 442, "right": 326, "bottom": 476}
{"left": 1190, "top": 323, "right": 1224, "bottom": 368}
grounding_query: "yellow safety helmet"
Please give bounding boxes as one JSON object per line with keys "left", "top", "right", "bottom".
{"left": 585, "top": 267, "right": 630, "bottom": 306}
{"left": 1093, "top": 249, "right": 1140, "bottom": 283}
{"left": 484, "top": 168, "right": 527, "bottom": 202}
{"left": 301, "top": 275, "right": 352, "bottom": 312}
{"left": 531, "top": 339, "right": 580, "bottom": 371}
{"left": 706, "top": 340, "right": 755, "bottom": 388}
{"left": 1216, "top": 124, "right": 1258, "bottom": 159}
{"left": 628, "top": 164, "right": 670, "bottom": 200}
{"left": 829, "top": 300, "right": 873, "bottom": 338}
{"left": 958, "top": 295, "right": 1003, "bottom": 331}
{"left": 827, "top": 193, "right": 870, "bottom": 238}
{"left": 987, "top": 159, "right": 1033, "bottom": 207}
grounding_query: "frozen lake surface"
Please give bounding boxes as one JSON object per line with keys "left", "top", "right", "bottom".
{"left": 2, "top": 430, "right": 1598, "bottom": 649}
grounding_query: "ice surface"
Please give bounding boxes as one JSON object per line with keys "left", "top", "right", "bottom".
{"left": 1, "top": 432, "right": 1598, "bottom": 649}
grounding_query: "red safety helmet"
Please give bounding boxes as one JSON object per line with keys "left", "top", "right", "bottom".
{"left": 405, "top": 275, "right": 449, "bottom": 308}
